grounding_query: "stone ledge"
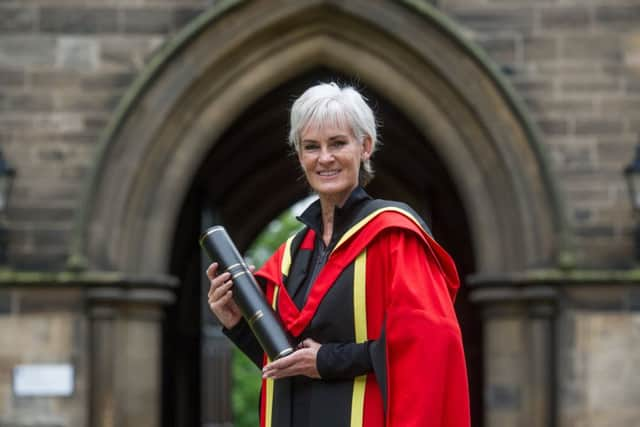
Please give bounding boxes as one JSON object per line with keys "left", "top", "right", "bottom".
{"left": 469, "top": 268, "right": 640, "bottom": 287}
{"left": 0, "top": 268, "right": 178, "bottom": 290}
{"left": 469, "top": 269, "right": 640, "bottom": 310}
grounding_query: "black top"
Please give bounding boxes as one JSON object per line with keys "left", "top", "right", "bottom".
{"left": 224, "top": 187, "right": 375, "bottom": 379}
{"left": 292, "top": 186, "right": 372, "bottom": 309}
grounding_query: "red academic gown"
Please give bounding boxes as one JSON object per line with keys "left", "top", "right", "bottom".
{"left": 254, "top": 201, "right": 470, "bottom": 427}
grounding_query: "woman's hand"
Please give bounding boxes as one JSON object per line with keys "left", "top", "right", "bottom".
{"left": 206, "top": 262, "right": 243, "bottom": 329}
{"left": 262, "top": 338, "right": 322, "bottom": 379}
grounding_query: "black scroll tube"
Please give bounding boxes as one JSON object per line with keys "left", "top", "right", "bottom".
{"left": 200, "top": 226, "right": 295, "bottom": 360}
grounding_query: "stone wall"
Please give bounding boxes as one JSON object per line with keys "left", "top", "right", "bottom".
{"left": 0, "top": 0, "right": 213, "bottom": 271}
{"left": 557, "top": 285, "right": 640, "bottom": 426}
{"left": 1, "top": 1, "right": 640, "bottom": 426}
{"left": 0, "top": 0, "right": 638, "bottom": 272}
{"left": 438, "top": 0, "right": 640, "bottom": 268}
{"left": 0, "top": 288, "right": 87, "bottom": 426}
{"left": 478, "top": 281, "right": 640, "bottom": 427}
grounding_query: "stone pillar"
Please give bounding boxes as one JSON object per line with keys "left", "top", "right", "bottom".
{"left": 87, "top": 283, "right": 175, "bottom": 427}
{"left": 472, "top": 285, "right": 557, "bottom": 427}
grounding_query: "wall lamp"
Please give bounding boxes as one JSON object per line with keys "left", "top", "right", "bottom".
{"left": 624, "top": 141, "right": 640, "bottom": 262}
{"left": 0, "top": 149, "right": 16, "bottom": 265}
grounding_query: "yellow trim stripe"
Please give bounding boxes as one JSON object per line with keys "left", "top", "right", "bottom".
{"left": 266, "top": 232, "right": 298, "bottom": 427}
{"left": 350, "top": 250, "right": 368, "bottom": 427}
{"left": 332, "top": 207, "right": 427, "bottom": 254}
{"left": 353, "top": 250, "right": 368, "bottom": 343}
{"left": 265, "top": 375, "right": 274, "bottom": 427}
{"left": 264, "top": 285, "right": 279, "bottom": 427}
{"left": 281, "top": 235, "right": 295, "bottom": 276}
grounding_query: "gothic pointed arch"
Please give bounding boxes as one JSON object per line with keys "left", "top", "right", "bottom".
{"left": 70, "top": 0, "right": 569, "bottom": 275}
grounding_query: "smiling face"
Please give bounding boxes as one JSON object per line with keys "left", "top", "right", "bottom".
{"left": 298, "top": 122, "right": 372, "bottom": 207}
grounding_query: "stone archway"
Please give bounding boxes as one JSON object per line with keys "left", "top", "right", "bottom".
{"left": 70, "top": 1, "right": 569, "bottom": 426}
{"left": 70, "top": 0, "right": 567, "bottom": 276}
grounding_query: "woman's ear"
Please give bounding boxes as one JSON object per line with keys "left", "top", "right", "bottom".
{"left": 361, "top": 136, "right": 373, "bottom": 161}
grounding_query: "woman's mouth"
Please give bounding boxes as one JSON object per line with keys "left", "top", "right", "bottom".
{"left": 318, "top": 170, "right": 340, "bottom": 177}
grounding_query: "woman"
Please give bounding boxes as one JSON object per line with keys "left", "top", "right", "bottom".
{"left": 207, "top": 82, "right": 470, "bottom": 427}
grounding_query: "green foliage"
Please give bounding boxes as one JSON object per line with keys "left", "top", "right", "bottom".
{"left": 244, "top": 208, "right": 304, "bottom": 268}
{"left": 231, "top": 205, "right": 305, "bottom": 427}
{"left": 231, "top": 347, "right": 261, "bottom": 427}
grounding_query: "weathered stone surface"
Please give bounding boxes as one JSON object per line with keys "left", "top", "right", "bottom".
{"left": 486, "top": 384, "right": 521, "bottom": 410}
{"left": 573, "top": 226, "right": 616, "bottom": 238}
{"left": 596, "top": 138, "right": 637, "bottom": 165}
{"left": 0, "top": 0, "right": 637, "bottom": 425}
{"left": 562, "top": 312, "right": 640, "bottom": 426}
{"left": 39, "top": 7, "right": 118, "bottom": 34}
{"left": 595, "top": 4, "right": 640, "bottom": 29}
{"left": 539, "top": 6, "right": 591, "bottom": 30}
{"left": 30, "top": 70, "right": 133, "bottom": 90}
{"left": 0, "top": 36, "right": 56, "bottom": 67}
{"left": 1, "top": 93, "right": 55, "bottom": 113}
{"left": 174, "top": 6, "right": 205, "bottom": 30}
{"left": 522, "top": 36, "right": 558, "bottom": 61}
{"left": 99, "top": 36, "right": 165, "bottom": 71}
{"left": 17, "top": 289, "right": 83, "bottom": 313}
{"left": 7, "top": 207, "right": 75, "bottom": 223}
{"left": 523, "top": 97, "right": 595, "bottom": 115}
{"left": 121, "top": 7, "right": 175, "bottom": 34}
{"left": 450, "top": 8, "right": 534, "bottom": 32}
{"left": 0, "top": 291, "right": 11, "bottom": 314}
{"left": 535, "top": 118, "right": 570, "bottom": 136}
{"left": 54, "top": 92, "right": 121, "bottom": 113}
{"left": 629, "top": 288, "right": 640, "bottom": 310}
{"left": 575, "top": 118, "right": 625, "bottom": 136}
{"left": 55, "top": 38, "right": 100, "bottom": 72}
{"left": 476, "top": 35, "right": 518, "bottom": 64}
{"left": 561, "top": 34, "right": 621, "bottom": 61}
{"left": 0, "top": 67, "right": 25, "bottom": 86}
{"left": 561, "top": 76, "right": 622, "bottom": 95}
{"left": 0, "top": 6, "right": 37, "bottom": 33}
{"left": 0, "top": 312, "right": 87, "bottom": 426}
{"left": 9, "top": 252, "right": 69, "bottom": 271}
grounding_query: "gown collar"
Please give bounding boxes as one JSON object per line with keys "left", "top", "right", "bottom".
{"left": 297, "top": 186, "right": 372, "bottom": 239}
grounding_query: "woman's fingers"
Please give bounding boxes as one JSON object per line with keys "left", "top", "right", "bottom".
{"left": 262, "top": 353, "right": 298, "bottom": 378}
{"left": 208, "top": 272, "right": 231, "bottom": 297}
{"left": 213, "top": 288, "right": 234, "bottom": 307}
{"left": 262, "top": 347, "right": 321, "bottom": 379}
{"left": 265, "top": 353, "right": 297, "bottom": 371}
{"left": 205, "top": 262, "right": 243, "bottom": 329}
{"left": 210, "top": 274, "right": 232, "bottom": 297}
{"left": 300, "top": 338, "right": 320, "bottom": 350}
{"left": 206, "top": 262, "right": 218, "bottom": 280}
{"left": 209, "top": 282, "right": 232, "bottom": 304}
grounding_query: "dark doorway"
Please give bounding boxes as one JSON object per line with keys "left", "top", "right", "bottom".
{"left": 163, "top": 68, "right": 482, "bottom": 426}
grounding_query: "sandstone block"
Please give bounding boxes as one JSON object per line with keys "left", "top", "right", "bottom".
{"left": 0, "top": 6, "right": 37, "bottom": 33}
{"left": 40, "top": 6, "right": 118, "bottom": 34}
{"left": 121, "top": 7, "right": 174, "bottom": 34}
{"left": 539, "top": 6, "right": 591, "bottom": 30}
{"left": 55, "top": 38, "right": 100, "bottom": 72}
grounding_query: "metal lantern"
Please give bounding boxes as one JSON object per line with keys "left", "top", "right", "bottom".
{"left": 0, "top": 149, "right": 16, "bottom": 216}
{"left": 624, "top": 142, "right": 640, "bottom": 261}
{"left": 0, "top": 149, "right": 15, "bottom": 265}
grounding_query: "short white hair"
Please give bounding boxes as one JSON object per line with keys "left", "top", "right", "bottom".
{"left": 288, "top": 82, "right": 378, "bottom": 186}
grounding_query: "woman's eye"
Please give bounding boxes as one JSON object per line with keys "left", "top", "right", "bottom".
{"left": 303, "top": 144, "right": 319, "bottom": 151}
{"left": 331, "top": 140, "right": 347, "bottom": 148}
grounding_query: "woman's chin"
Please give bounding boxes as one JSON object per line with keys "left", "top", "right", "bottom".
{"left": 314, "top": 185, "right": 355, "bottom": 202}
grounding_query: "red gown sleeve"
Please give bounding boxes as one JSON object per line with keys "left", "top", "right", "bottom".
{"left": 375, "top": 229, "right": 470, "bottom": 427}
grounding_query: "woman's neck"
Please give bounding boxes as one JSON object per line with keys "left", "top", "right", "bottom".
{"left": 320, "top": 203, "right": 334, "bottom": 247}
{"left": 318, "top": 188, "right": 354, "bottom": 246}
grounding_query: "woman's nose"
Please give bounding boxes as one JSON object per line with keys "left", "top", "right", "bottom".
{"left": 318, "top": 146, "right": 333, "bottom": 163}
